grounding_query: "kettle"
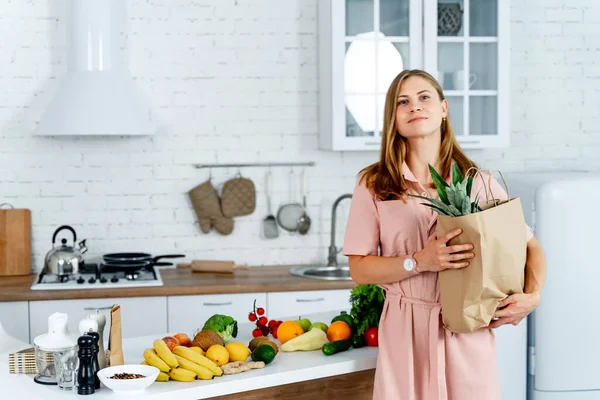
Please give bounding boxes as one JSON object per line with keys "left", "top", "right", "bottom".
{"left": 43, "top": 225, "right": 88, "bottom": 276}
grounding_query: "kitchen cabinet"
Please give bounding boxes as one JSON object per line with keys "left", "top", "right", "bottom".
{"left": 317, "top": 0, "right": 510, "bottom": 151}
{"left": 29, "top": 296, "right": 167, "bottom": 343}
{"left": 0, "top": 301, "right": 29, "bottom": 343}
{"left": 267, "top": 290, "right": 351, "bottom": 320}
{"left": 495, "top": 322, "right": 527, "bottom": 400}
{"left": 167, "top": 293, "right": 267, "bottom": 336}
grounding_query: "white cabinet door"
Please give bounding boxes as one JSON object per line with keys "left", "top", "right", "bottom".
{"left": 495, "top": 321, "right": 527, "bottom": 400}
{"left": 29, "top": 297, "right": 167, "bottom": 343}
{"left": 167, "top": 293, "right": 267, "bottom": 337}
{"left": 267, "top": 290, "right": 351, "bottom": 320}
{"left": 0, "top": 301, "right": 30, "bottom": 343}
{"left": 424, "top": 0, "right": 510, "bottom": 149}
{"left": 318, "top": 0, "right": 422, "bottom": 151}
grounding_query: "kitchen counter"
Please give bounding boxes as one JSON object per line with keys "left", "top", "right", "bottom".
{"left": 1, "top": 311, "right": 378, "bottom": 399}
{"left": 0, "top": 266, "right": 357, "bottom": 302}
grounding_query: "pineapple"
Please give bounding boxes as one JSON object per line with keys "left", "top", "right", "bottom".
{"left": 409, "top": 162, "right": 482, "bottom": 216}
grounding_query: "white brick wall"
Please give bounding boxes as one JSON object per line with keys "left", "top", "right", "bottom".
{"left": 0, "top": 0, "right": 598, "bottom": 271}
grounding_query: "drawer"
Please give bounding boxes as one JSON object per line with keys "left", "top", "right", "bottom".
{"left": 167, "top": 292, "right": 267, "bottom": 337}
{"left": 267, "top": 290, "right": 351, "bottom": 320}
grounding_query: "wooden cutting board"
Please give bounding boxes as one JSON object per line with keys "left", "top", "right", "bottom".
{"left": 0, "top": 207, "right": 31, "bottom": 276}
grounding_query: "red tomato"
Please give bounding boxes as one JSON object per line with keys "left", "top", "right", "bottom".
{"left": 364, "top": 327, "right": 378, "bottom": 347}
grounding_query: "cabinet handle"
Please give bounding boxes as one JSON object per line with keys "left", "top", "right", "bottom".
{"left": 364, "top": 141, "right": 380, "bottom": 146}
{"left": 202, "top": 302, "right": 233, "bottom": 306}
{"left": 295, "top": 297, "right": 325, "bottom": 303}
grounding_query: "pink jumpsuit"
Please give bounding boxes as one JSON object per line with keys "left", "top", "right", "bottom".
{"left": 343, "top": 162, "right": 533, "bottom": 400}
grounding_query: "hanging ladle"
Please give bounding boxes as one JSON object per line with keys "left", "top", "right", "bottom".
{"left": 297, "top": 169, "right": 311, "bottom": 235}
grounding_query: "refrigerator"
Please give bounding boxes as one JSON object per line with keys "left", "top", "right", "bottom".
{"left": 503, "top": 171, "right": 600, "bottom": 400}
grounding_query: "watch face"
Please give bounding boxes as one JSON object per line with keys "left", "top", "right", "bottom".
{"left": 403, "top": 258, "right": 414, "bottom": 271}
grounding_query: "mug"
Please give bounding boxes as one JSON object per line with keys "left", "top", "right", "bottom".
{"left": 453, "top": 70, "right": 477, "bottom": 90}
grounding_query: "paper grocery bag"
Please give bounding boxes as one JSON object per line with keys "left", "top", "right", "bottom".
{"left": 108, "top": 305, "right": 124, "bottom": 366}
{"left": 436, "top": 196, "right": 528, "bottom": 333}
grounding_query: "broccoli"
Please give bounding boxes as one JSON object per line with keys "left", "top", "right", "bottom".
{"left": 201, "top": 314, "right": 238, "bottom": 342}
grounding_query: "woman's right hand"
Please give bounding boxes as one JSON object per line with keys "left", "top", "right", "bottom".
{"left": 414, "top": 228, "right": 474, "bottom": 272}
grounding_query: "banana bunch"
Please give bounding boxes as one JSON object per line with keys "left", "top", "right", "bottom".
{"left": 142, "top": 340, "right": 222, "bottom": 382}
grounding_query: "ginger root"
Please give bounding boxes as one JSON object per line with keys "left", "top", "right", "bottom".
{"left": 220, "top": 361, "right": 265, "bottom": 375}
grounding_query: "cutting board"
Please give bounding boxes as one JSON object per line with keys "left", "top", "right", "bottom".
{"left": 0, "top": 207, "right": 31, "bottom": 276}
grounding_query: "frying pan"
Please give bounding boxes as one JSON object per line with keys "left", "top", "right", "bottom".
{"left": 101, "top": 253, "right": 185, "bottom": 271}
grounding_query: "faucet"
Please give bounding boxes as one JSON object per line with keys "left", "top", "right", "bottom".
{"left": 327, "top": 194, "right": 353, "bottom": 267}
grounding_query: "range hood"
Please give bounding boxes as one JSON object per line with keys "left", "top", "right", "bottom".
{"left": 34, "top": 0, "right": 155, "bottom": 136}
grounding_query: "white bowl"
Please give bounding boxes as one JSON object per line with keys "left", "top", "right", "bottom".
{"left": 97, "top": 364, "right": 159, "bottom": 394}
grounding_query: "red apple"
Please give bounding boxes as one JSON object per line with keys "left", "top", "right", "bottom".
{"left": 162, "top": 336, "right": 180, "bottom": 351}
{"left": 173, "top": 333, "right": 192, "bottom": 347}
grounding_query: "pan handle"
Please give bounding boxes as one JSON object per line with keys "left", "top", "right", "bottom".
{"left": 152, "top": 254, "right": 186, "bottom": 263}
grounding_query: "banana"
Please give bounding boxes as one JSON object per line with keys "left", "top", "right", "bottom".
{"left": 172, "top": 345, "right": 223, "bottom": 377}
{"left": 140, "top": 361, "right": 148, "bottom": 366}
{"left": 174, "top": 354, "right": 214, "bottom": 380}
{"left": 156, "top": 371, "right": 170, "bottom": 382}
{"left": 168, "top": 367, "right": 196, "bottom": 382}
{"left": 143, "top": 348, "right": 170, "bottom": 373}
{"left": 153, "top": 339, "right": 179, "bottom": 369}
{"left": 190, "top": 346, "right": 205, "bottom": 356}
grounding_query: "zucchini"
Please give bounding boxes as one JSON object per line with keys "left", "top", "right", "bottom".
{"left": 322, "top": 339, "right": 352, "bottom": 356}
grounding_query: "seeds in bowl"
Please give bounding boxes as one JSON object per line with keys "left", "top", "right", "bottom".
{"left": 109, "top": 372, "right": 146, "bottom": 380}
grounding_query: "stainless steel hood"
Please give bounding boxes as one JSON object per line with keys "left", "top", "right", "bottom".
{"left": 34, "top": 0, "right": 155, "bottom": 136}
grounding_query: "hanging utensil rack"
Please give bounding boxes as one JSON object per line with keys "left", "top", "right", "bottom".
{"left": 193, "top": 162, "right": 316, "bottom": 169}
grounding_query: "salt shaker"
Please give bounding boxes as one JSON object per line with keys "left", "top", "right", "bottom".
{"left": 76, "top": 335, "right": 95, "bottom": 395}
{"left": 86, "top": 331, "right": 101, "bottom": 390}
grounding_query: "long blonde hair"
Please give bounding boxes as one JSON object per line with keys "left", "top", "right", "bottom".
{"left": 359, "top": 69, "right": 477, "bottom": 200}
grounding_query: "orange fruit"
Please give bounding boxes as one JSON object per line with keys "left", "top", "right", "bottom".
{"left": 327, "top": 321, "right": 352, "bottom": 342}
{"left": 276, "top": 321, "right": 305, "bottom": 344}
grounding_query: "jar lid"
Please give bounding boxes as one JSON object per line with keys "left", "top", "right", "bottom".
{"left": 33, "top": 312, "right": 77, "bottom": 351}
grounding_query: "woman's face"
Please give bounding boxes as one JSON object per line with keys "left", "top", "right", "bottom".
{"left": 395, "top": 76, "right": 448, "bottom": 139}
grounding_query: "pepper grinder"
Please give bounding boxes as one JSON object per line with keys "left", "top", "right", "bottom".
{"left": 76, "top": 335, "right": 95, "bottom": 395}
{"left": 85, "top": 308, "right": 107, "bottom": 369}
{"left": 86, "top": 331, "right": 101, "bottom": 390}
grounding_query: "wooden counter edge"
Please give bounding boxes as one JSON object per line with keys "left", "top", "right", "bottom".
{"left": 0, "top": 265, "right": 357, "bottom": 302}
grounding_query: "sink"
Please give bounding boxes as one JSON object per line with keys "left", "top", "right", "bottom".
{"left": 289, "top": 265, "right": 352, "bottom": 281}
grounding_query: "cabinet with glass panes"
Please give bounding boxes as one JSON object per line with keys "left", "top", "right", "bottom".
{"left": 317, "top": 0, "right": 509, "bottom": 151}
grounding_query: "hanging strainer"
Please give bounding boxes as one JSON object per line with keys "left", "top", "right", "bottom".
{"left": 276, "top": 169, "right": 304, "bottom": 232}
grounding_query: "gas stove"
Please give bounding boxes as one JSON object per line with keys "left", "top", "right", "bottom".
{"left": 30, "top": 262, "right": 164, "bottom": 291}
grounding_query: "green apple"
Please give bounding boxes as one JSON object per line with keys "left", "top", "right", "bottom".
{"left": 309, "top": 322, "right": 328, "bottom": 333}
{"left": 297, "top": 317, "right": 312, "bottom": 332}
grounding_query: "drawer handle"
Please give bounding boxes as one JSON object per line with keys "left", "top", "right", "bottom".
{"left": 203, "top": 302, "right": 233, "bottom": 306}
{"left": 296, "top": 297, "right": 325, "bottom": 303}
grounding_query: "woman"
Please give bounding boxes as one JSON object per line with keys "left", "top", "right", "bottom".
{"left": 343, "top": 69, "right": 546, "bottom": 400}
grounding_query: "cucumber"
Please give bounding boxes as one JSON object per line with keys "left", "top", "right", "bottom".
{"left": 322, "top": 339, "right": 352, "bottom": 356}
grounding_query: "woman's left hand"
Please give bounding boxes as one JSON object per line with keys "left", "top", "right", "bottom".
{"left": 489, "top": 293, "right": 540, "bottom": 329}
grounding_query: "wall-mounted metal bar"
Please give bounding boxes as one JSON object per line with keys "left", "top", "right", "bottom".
{"left": 193, "top": 162, "right": 316, "bottom": 169}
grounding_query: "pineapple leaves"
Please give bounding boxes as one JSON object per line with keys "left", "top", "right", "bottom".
{"left": 451, "top": 162, "right": 463, "bottom": 186}
{"left": 408, "top": 161, "right": 483, "bottom": 217}
{"left": 427, "top": 164, "right": 449, "bottom": 205}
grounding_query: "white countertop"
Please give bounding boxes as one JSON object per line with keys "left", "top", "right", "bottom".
{"left": 1, "top": 311, "right": 378, "bottom": 399}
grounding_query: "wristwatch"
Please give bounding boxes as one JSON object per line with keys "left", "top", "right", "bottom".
{"left": 403, "top": 252, "right": 418, "bottom": 272}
